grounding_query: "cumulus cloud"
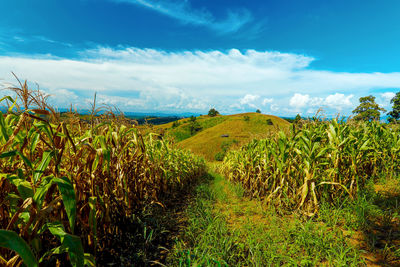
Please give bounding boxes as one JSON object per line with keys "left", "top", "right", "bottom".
{"left": 262, "top": 98, "right": 273, "bottom": 105}
{"left": 110, "top": 0, "right": 253, "bottom": 34}
{"left": 289, "top": 93, "right": 354, "bottom": 114}
{"left": 270, "top": 104, "right": 279, "bottom": 111}
{"left": 381, "top": 92, "right": 396, "bottom": 102}
{"left": 240, "top": 94, "right": 259, "bottom": 107}
{"left": 1, "top": 46, "right": 400, "bottom": 115}
{"left": 324, "top": 93, "right": 354, "bottom": 108}
{"left": 289, "top": 93, "right": 310, "bottom": 108}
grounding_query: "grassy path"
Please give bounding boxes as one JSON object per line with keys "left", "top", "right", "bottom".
{"left": 167, "top": 172, "right": 367, "bottom": 266}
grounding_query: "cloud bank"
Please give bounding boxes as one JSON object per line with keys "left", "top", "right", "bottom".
{"left": 0, "top": 46, "right": 400, "bottom": 116}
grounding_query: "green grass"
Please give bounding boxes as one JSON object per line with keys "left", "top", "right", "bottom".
{"left": 317, "top": 176, "right": 400, "bottom": 266}
{"left": 176, "top": 113, "right": 290, "bottom": 160}
{"left": 168, "top": 172, "right": 364, "bottom": 266}
{"left": 159, "top": 115, "right": 229, "bottom": 142}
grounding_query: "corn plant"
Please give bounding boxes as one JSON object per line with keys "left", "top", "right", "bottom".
{"left": 0, "top": 80, "right": 206, "bottom": 266}
{"left": 222, "top": 119, "right": 400, "bottom": 215}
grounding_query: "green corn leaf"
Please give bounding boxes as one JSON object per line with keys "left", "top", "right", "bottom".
{"left": 98, "top": 136, "right": 111, "bottom": 163}
{"left": 0, "top": 230, "right": 38, "bottom": 267}
{"left": 33, "top": 176, "right": 54, "bottom": 208}
{"left": 0, "top": 111, "right": 9, "bottom": 142}
{"left": 16, "top": 151, "right": 33, "bottom": 170}
{"left": 360, "top": 139, "right": 370, "bottom": 151}
{"left": 315, "top": 147, "right": 329, "bottom": 159}
{"left": 63, "top": 234, "right": 85, "bottom": 267}
{"left": 7, "top": 176, "right": 34, "bottom": 200}
{"left": 39, "top": 245, "right": 66, "bottom": 263}
{"left": 33, "top": 151, "right": 54, "bottom": 183}
{"left": 46, "top": 222, "right": 84, "bottom": 267}
{"left": 30, "top": 132, "right": 41, "bottom": 156}
{"left": 54, "top": 177, "right": 77, "bottom": 233}
{"left": 0, "top": 150, "right": 17, "bottom": 158}
{"left": 0, "top": 95, "right": 15, "bottom": 104}
{"left": 84, "top": 253, "right": 96, "bottom": 267}
{"left": 88, "top": 197, "right": 97, "bottom": 239}
{"left": 47, "top": 221, "right": 67, "bottom": 237}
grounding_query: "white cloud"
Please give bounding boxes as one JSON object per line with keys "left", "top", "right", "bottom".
{"left": 289, "top": 93, "right": 354, "bottom": 114}
{"left": 381, "top": 92, "right": 396, "bottom": 102}
{"left": 262, "top": 98, "right": 273, "bottom": 105}
{"left": 110, "top": 0, "right": 253, "bottom": 34}
{"left": 1, "top": 46, "right": 400, "bottom": 115}
{"left": 290, "top": 93, "right": 310, "bottom": 108}
{"left": 270, "top": 104, "right": 279, "bottom": 111}
{"left": 324, "top": 93, "right": 353, "bottom": 108}
{"left": 378, "top": 91, "right": 397, "bottom": 108}
{"left": 240, "top": 94, "right": 259, "bottom": 106}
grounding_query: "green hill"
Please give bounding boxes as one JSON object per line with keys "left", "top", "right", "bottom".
{"left": 158, "top": 113, "right": 290, "bottom": 161}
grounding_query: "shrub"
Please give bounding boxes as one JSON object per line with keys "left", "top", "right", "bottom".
{"left": 215, "top": 151, "right": 225, "bottom": 161}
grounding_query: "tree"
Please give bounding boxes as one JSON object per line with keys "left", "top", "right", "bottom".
{"left": 171, "top": 120, "right": 180, "bottom": 128}
{"left": 189, "top": 116, "right": 202, "bottom": 135}
{"left": 293, "top": 114, "right": 302, "bottom": 124}
{"left": 388, "top": 92, "right": 400, "bottom": 123}
{"left": 208, "top": 108, "right": 219, "bottom": 117}
{"left": 352, "top": 95, "right": 386, "bottom": 121}
{"left": 256, "top": 109, "right": 261, "bottom": 113}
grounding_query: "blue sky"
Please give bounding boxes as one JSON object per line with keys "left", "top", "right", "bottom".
{"left": 0, "top": 0, "right": 400, "bottom": 116}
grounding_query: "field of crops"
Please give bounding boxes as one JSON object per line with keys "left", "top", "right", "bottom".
{"left": 0, "top": 86, "right": 206, "bottom": 266}
{"left": 222, "top": 119, "right": 400, "bottom": 215}
{"left": 2, "top": 83, "right": 400, "bottom": 266}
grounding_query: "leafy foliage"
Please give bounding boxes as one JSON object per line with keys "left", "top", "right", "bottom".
{"left": 208, "top": 108, "right": 220, "bottom": 117}
{"left": 171, "top": 120, "right": 180, "bottom": 128}
{"left": 388, "top": 91, "right": 400, "bottom": 123}
{"left": 189, "top": 116, "right": 202, "bottom": 135}
{"left": 256, "top": 109, "right": 261, "bottom": 113}
{"left": 352, "top": 95, "right": 386, "bottom": 121}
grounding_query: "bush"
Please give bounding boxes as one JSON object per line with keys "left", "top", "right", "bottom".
{"left": 172, "top": 121, "right": 180, "bottom": 128}
{"left": 215, "top": 151, "right": 225, "bottom": 161}
{"left": 266, "top": 119, "right": 273, "bottom": 125}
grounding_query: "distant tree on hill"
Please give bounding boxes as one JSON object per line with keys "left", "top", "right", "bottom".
{"left": 171, "top": 121, "right": 180, "bottom": 128}
{"left": 256, "top": 109, "right": 261, "bottom": 113}
{"left": 388, "top": 92, "right": 400, "bottom": 123}
{"left": 189, "top": 116, "right": 202, "bottom": 135}
{"left": 208, "top": 108, "right": 220, "bottom": 117}
{"left": 293, "top": 114, "right": 302, "bottom": 124}
{"left": 352, "top": 95, "right": 386, "bottom": 121}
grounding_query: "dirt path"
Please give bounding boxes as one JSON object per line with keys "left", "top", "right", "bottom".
{"left": 353, "top": 178, "right": 400, "bottom": 266}
{"left": 168, "top": 172, "right": 366, "bottom": 266}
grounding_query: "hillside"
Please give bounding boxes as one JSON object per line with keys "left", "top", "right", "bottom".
{"left": 162, "top": 113, "right": 290, "bottom": 161}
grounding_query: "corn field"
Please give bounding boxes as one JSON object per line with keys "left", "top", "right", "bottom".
{"left": 222, "top": 119, "right": 400, "bottom": 215}
{"left": 0, "top": 83, "right": 206, "bottom": 266}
